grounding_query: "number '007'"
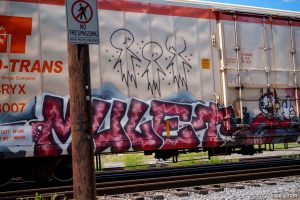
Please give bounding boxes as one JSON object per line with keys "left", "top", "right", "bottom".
{"left": 0, "top": 103, "right": 25, "bottom": 112}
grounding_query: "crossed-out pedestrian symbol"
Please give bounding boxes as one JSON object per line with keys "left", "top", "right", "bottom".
{"left": 71, "top": 0, "right": 93, "bottom": 24}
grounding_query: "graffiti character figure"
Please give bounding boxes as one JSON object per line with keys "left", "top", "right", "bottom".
{"left": 78, "top": 3, "right": 87, "bottom": 20}
{"left": 259, "top": 89, "right": 280, "bottom": 118}
{"left": 282, "top": 97, "right": 296, "bottom": 120}
{"left": 110, "top": 29, "right": 141, "bottom": 88}
{"left": 142, "top": 42, "right": 166, "bottom": 96}
{"left": 165, "top": 35, "right": 192, "bottom": 90}
{"left": 249, "top": 90, "right": 294, "bottom": 144}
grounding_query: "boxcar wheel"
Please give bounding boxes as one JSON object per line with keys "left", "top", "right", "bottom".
{"left": 52, "top": 156, "right": 73, "bottom": 182}
{"left": 0, "top": 163, "right": 14, "bottom": 186}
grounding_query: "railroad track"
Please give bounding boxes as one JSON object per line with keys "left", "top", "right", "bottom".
{"left": 1, "top": 157, "right": 300, "bottom": 199}
{"left": 96, "top": 164, "right": 300, "bottom": 195}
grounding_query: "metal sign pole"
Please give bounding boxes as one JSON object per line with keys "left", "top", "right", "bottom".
{"left": 68, "top": 43, "right": 96, "bottom": 200}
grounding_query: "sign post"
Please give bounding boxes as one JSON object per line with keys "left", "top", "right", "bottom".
{"left": 66, "top": 0, "right": 99, "bottom": 44}
{"left": 66, "top": 0, "right": 99, "bottom": 199}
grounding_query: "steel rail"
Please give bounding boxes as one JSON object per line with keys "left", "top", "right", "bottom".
{"left": 1, "top": 158, "right": 300, "bottom": 199}
{"left": 96, "top": 164, "right": 300, "bottom": 195}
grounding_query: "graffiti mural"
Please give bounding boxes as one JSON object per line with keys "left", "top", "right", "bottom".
{"left": 0, "top": 85, "right": 237, "bottom": 156}
{"left": 240, "top": 89, "right": 298, "bottom": 144}
{"left": 108, "top": 29, "right": 193, "bottom": 96}
{"left": 165, "top": 35, "right": 193, "bottom": 90}
{"left": 142, "top": 42, "right": 166, "bottom": 96}
{"left": 110, "top": 29, "right": 141, "bottom": 88}
{"left": 1, "top": 85, "right": 299, "bottom": 157}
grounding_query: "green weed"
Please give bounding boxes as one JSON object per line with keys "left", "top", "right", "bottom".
{"left": 29, "top": 193, "right": 65, "bottom": 200}
{"left": 123, "top": 153, "right": 147, "bottom": 170}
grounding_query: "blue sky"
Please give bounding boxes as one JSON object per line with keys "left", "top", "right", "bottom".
{"left": 201, "top": 0, "right": 300, "bottom": 12}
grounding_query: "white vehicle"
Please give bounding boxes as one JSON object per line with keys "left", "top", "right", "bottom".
{"left": 0, "top": 0, "right": 299, "bottom": 185}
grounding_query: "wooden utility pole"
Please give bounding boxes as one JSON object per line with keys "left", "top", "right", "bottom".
{"left": 68, "top": 44, "right": 96, "bottom": 200}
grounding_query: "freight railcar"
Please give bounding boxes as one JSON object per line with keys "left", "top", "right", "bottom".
{"left": 0, "top": 0, "right": 300, "bottom": 185}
